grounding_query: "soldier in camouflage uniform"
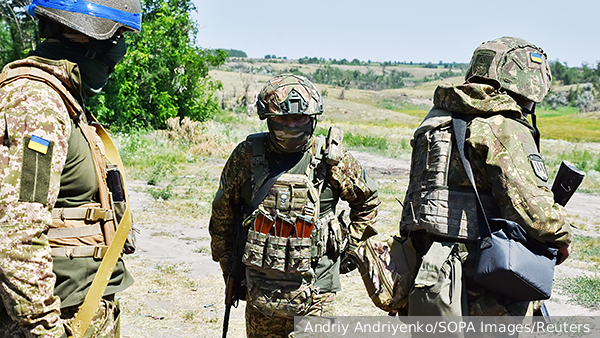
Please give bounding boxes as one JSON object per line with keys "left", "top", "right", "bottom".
{"left": 400, "top": 37, "right": 572, "bottom": 321}
{"left": 0, "top": 1, "right": 141, "bottom": 337}
{"left": 210, "top": 74, "right": 380, "bottom": 337}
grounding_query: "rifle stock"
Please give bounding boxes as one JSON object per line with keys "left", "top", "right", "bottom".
{"left": 222, "top": 209, "right": 248, "bottom": 338}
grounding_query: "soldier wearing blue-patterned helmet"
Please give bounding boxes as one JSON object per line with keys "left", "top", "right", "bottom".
{"left": 0, "top": 1, "right": 141, "bottom": 337}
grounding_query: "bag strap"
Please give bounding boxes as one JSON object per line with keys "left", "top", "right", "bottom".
{"left": 251, "top": 152, "right": 303, "bottom": 210}
{"left": 451, "top": 113, "right": 493, "bottom": 249}
{"left": 70, "top": 114, "right": 133, "bottom": 338}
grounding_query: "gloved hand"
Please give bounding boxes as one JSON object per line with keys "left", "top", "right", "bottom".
{"left": 339, "top": 243, "right": 359, "bottom": 274}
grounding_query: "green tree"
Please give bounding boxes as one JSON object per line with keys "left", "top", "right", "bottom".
{"left": 89, "top": 0, "right": 227, "bottom": 131}
{"left": 0, "top": 0, "right": 37, "bottom": 67}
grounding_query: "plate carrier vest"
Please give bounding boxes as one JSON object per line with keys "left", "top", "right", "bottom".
{"left": 241, "top": 127, "right": 346, "bottom": 318}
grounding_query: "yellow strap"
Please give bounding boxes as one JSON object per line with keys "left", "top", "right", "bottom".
{"left": 70, "top": 120, "right": 132, "bottom": 338}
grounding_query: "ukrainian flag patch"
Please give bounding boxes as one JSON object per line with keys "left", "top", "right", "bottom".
{"left": 530, "top": 53, "right": 542, "bottom": 64}
{"left": 28, "top": 135, "right": 50, "bottom": 154}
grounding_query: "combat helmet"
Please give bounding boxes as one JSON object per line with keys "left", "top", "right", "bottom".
{"left": 256, "top": 74, "right": 324, "bottom": 120}
{"left": 27, "top": 0, "right": 142, "bottom": 40}
{"left": 465, "top": 36, "right": 552, "bottom": 103}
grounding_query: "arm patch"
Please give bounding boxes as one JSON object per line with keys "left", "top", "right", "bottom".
{"left": 19, "top": 135, "right": 54, "bottom": 204}
{"left": 528, "top": 154, "right": 549, "bottom": 182}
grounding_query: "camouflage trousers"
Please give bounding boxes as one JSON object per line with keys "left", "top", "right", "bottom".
{"left": 0, "top": 298, "right": 120, "bottom": 338}
{"left": 408, "top": 240, "right": 531, "bottom": 334}
{"left": 245, "top": 292, "right": 335, "bottom": 338}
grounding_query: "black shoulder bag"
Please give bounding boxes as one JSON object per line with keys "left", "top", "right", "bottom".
{"left": 452, "top": 113, "right": 557, "bottom": 302}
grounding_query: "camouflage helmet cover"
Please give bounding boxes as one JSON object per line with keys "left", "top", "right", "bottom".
{"left": 28, "top": 0, "right": 142, "bottom": 40}
{"left": 465, "top": 36, "right": 552, "bottom": 103}
{"left": 257, "top": 74, "right": 324, "bottom": 120}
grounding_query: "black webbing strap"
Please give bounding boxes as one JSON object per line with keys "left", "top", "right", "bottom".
{"left": 251, "top": 152, "right": 302, "bottom": 210}
{"left": 452, "top": 113, "right": 493, "bottom": 248}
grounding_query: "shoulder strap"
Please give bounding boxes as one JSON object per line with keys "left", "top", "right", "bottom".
{"left": 251, "top": 152, "right": 303, "bottom": 210}
{"left": 71, "top": 113, "right": 133, "bottom": 338}
{"left": 248, "top": 133, "right": 267, "bottom": 199}
{"left": 451, "top": 113, "right": 493, "bottom": 249}
{"left": 0, "top": 66, "right": 82, "bottom": 120}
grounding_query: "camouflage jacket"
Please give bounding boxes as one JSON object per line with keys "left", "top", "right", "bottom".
{"left": 210, "top": 134, "right": 380, "bottom": 292}
{"left": 400, "top": 83, "right": 571, "bottom": 248}
{"left": 0, "top": 57, "right": 131, "bottom": 338}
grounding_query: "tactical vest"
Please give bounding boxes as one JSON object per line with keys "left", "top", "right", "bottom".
{"left": 400, "top": 116, "right": 500, "bottom": 241}
{"left": 241, "top": 127, "right": 345, "bottom": 318}
{"left": 0, "top": 64, "right": 133, "bottom": 259}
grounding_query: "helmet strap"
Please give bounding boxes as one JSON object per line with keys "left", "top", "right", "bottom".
{"left": 523, "top": 103, "right": 541, "bottom": 151}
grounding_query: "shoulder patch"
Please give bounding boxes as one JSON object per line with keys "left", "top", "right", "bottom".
{"left": 528, "top": 154, "right": 548, "bottom": 182}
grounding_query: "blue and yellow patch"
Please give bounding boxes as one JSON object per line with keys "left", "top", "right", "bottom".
{"left": 28, "top": 135, "right": 50, "bottom": 154}
{"left": 530, "top": 53, "right": 542, "bottom": 64}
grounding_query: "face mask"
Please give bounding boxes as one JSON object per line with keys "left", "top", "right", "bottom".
{"left": 267, "top": 118, "right": 314, "bottom": 153}
{"left": 30, "top": 37, "right": 127, "bottom": 98}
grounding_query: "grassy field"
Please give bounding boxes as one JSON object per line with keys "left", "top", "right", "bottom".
{"left": 115, "top": 66, "right": 600, "bottom": 336}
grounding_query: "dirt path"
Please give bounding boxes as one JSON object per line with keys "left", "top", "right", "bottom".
{"left": 120, "top": 151, "right": 600, "bottom": 337}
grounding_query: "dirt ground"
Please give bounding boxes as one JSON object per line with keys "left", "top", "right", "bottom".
{"left": 119, "top": 151, "right": 600, "bottom": 338}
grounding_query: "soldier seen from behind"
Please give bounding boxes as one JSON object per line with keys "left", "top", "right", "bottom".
{"left": 0, "top": 0, "right": 141, "bottom": 337}
{"left": 399, "top": 37, "right": 572, "bottom": 322}
{"left": 210, "top": 74, "right": 380, "bottom": 337}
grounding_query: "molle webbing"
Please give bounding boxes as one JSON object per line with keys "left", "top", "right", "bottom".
{"left": 52, "top": 206, "right": 114, "bottom": 222}
{"left": 51, "top": 245, "right": 108, "bottom": 259}
{"left": 401, "top": 125, "right": 500, "bottom": 241}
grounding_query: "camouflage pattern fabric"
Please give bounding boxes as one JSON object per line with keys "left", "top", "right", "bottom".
{"left": 0, "top": 59, "right": 73, "bottom": 338}
{"left": 465, "top": 36, "right": 552, "bottom": 103}
{"left": 62, "top": 298, "right": 120, "bottom": 338}
{"left": 0, "top": 57, "right": 130, "bottom": 337}
{"left": 210, "top": 136, "right": 380, "bottom": 265}
{"left": 211, "top": 131, "right": 379, "bottom": 334}
{"left": 401, "top": 82, "right": 571, "bottom": 316}
{"left": 256, "top": 74, "right": 324, "bottom": 119}
{"left": 245, "top": 292, "right": 335, "bottom": 338}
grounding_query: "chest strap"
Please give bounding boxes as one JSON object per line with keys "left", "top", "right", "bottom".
{"left": 51, "top": 207, "right": 114, "bottom": 222}
{"left": 51, "top": 245, "right": 108, "bottom": 259}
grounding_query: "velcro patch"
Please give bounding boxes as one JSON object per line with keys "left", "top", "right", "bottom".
{"left": 28, "top": 134, "right": 50, "bottom": 154}
{"left": 471, "top": 50, "right": 496, "bottom": 77}
{"left": 528, "top": 154, "right": 548, "bottom": 182}
{"left": 20, "top": 135, "right": 54, "bottom": 204}
{"left": 530, "top": 53, "right": 542, "bottom": 64}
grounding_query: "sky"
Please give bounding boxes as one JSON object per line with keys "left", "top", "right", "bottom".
{"left": 192, "top": 0, "right": 599, "bottom": 67}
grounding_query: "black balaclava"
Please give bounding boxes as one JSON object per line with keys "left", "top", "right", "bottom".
{"left": 30, "top": 37, "right": 127, "bottom": 98}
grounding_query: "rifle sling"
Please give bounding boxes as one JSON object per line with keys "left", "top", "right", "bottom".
{"left": 70, "top": 115, "right": 132, "bottom": 338}
{"left": 251, "top": 152, "right": 303, "bottom": 210}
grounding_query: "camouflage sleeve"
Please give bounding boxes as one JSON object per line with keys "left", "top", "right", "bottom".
{"left": 468, "top": 115, "right": 571, "bottom": 247}
{"left": 209, "top": 141, "right": 251, "bottom": 263}
{"left": 329, "top": 148, "right": 380, "bottom": 245}
{"left": 0, "top": 79, "right": 70, "bottom": 337}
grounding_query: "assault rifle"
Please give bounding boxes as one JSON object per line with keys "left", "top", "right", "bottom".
{"left": 222, "top": 208, "right": 249, "bottom": 338}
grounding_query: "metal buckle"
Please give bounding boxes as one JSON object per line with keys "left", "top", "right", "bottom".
{"left": 86, "top": 208, "right": 107, "bottom": 222}
{"left": 93, "top": 246, "right": 106, "bottom": 259}
{"left": 251, "top": 155, "right": 266, "bottom": 166}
